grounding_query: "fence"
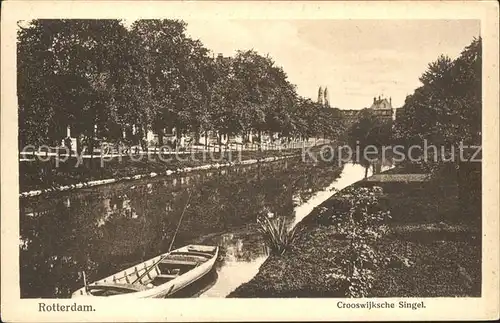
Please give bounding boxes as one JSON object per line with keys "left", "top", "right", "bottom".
{"left": 19, "top": 138, "right": 333, "bottom": 161}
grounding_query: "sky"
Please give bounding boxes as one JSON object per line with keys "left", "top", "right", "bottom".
{"left": 184, "top": 19, "right": 480, "bottom": 110}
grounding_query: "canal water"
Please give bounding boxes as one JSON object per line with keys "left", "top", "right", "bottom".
{"left": 19, "top": 158, "right": 377, "bottom": 298}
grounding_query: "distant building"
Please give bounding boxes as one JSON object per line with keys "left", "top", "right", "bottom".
{"left": 340, "top": 109, "right": 361, "bottom": 123}
{"left": 369, "top": 95, "right": 394, "bottom": 121}
{"left": 317, "top": 86, "right": 331, "bottom": 108}
{"left": 317, "top": 87, "right": 324, "bottom": 105}
{"left": 339, "top": 95, "right": 395, "bottom": 125}
{"left": 338, "top": 109, "right": 360, "bottom": 128}
{"left": 324, "top": 87, "right": 330, "bottom": 108}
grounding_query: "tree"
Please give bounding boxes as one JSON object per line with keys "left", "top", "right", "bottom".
{"left": 18, "top": 20, "right": 62, "bottom": 147}
{"left": 131, "top": 19, "right": 189, "bottom": 146}
{"left": 348, "top": 109, "right": 392, "bottom": 167}
{"left": 394, "top": 37, "right": 481, "bottom": 151}
{"left": 208, "top": 55, "right": 246, "bottom": 145}
{"left": 18, "top": 19, "right": 134, "bottom": 156}
{"left": 18, "top": 19, "right": 347, "bottom": 153}
{"left": 231, "top": 50, "right": 299, "bottom": 147}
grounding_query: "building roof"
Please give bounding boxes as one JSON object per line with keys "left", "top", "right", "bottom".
{"left": 370, "top": 96, "right": 393, "bottom": 110}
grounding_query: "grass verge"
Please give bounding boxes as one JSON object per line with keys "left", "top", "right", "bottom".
{"left": 229, "top": 164, "right": 481, "bottom": 298}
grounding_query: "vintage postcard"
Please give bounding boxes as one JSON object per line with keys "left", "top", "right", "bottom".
{"left": 1, "top": 0, "right": 499, "bottom": 322}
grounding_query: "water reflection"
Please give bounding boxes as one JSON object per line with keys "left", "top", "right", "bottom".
{"left": 195, "top": 162, "right": 391, "bottom": 297}
{"left": 194, "top": 229, "right": 269, "bottom": 297}
{"left": 20, "top": 158, "right": 348, "bottom": 298}
{"left": 20, "top": 157, "right": 393, "bottom": 298}
{"left": 291, "top": 163, "right": 372, "bottom": 229}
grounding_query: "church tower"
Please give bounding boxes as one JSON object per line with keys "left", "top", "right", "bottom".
{"left": 324, "top": 87, "right": 330, "bottom": 108}
{"left": 317, "top": 86, "right": 324, "bottom": 105}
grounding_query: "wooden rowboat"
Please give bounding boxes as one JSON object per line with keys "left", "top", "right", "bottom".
{"left": 72, "top": 245, "right": 219, "bottom": 298}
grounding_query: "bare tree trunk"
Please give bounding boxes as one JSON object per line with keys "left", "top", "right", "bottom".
{"left": 89, "top": 125, "right": 95, "bottom": 170}
{"left": 218, "top": 132, "right": 222, "bottom": 152}
{"left": 141, "top": 124, "right": 148, "bottom": 151}
{"left": 157, "top": 129, "right": 164, "bottom": 146}
{"left": 176, "top": 126, "right": 182, "bottom": 141}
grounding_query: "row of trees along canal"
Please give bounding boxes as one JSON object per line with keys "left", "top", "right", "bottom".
{"left": 18, "top": 19, "right": 345, "bottom": 154}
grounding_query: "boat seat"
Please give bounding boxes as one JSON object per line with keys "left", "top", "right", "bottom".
{"left": 156, "top": 274, "right": 179, "bottom": 279}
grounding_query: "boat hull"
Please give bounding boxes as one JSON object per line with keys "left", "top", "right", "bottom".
{"left": 72, "top": 245, "right": 218, "bottom": 298}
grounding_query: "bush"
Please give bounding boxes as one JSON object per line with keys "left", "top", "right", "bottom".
{"left": 326, "top": 186, "right": 391, "bottom": 297}
{"left": 257, "top": 215, "right": 299, "bottom": 256}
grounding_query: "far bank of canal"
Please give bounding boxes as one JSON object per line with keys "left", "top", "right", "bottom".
{"left": 20, "top": 156, "right": 377, "bottom": 298}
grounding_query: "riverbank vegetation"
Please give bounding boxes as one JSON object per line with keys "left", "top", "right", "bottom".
{"left": 257, "top": 215, "right": 299, "bottom": 256}
{"left": 230, "top": 170, "right": 481, "bottom": 297}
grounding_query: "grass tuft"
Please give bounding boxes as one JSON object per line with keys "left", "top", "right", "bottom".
{"left": 257, "top": 215, "right": 298, "bottom": 255}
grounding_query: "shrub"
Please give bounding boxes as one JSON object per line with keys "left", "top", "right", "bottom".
{"left": 257, "top": 214, "right": 298, "bottom": 256}
{"left": 326, "top": 186, "right": 391, "bottom": 297}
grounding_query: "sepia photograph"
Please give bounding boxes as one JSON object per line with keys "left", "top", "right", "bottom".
{"left": 1, "top": 1, "right": 499, "bottom": 322}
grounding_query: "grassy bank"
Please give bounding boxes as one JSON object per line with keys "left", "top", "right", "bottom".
{"left": 229, "top": 163, "right": 481, "bottom": 298}
{"left": 19, "top": 149, "right": 303, "bottom": 192}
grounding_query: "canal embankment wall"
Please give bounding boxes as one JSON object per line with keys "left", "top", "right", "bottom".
{"left": 19, "top": 151, "right": 302, "bottom": 198}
